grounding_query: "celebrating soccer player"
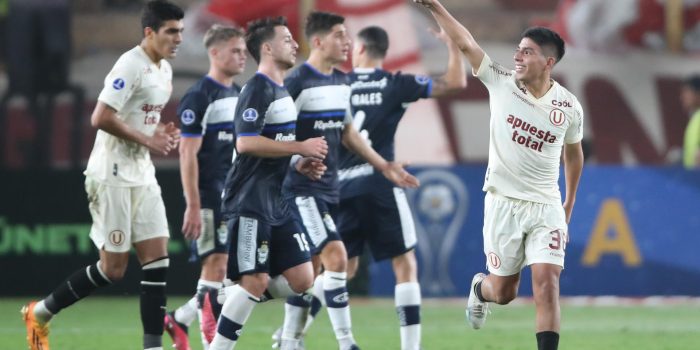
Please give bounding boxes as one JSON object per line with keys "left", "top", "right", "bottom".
{"left": 415, "top": 1, "right": 585, "bottom": 350}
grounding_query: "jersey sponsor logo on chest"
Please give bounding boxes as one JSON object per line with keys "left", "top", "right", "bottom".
{"left": 142, "top": 104, "right": 164, "bottom": 125}
{"left": 506, "top": 114, "right": 557, "bottom": 152}
{"left": 314, "top": 120, "right": 344, "bottom": 130}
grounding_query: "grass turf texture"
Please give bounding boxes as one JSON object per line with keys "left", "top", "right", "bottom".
{"left": 2, "top": 297, "right": 699, "bottom": 349}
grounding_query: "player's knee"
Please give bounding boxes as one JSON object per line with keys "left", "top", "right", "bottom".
{"left": 392, "top": 251, "right": 417, "bottom": 282}
{"left": 321, "top": 242, "right": 348, "bottom": 272}
{"left": 533, "top": 278, "right": 560, "bottom": 303}
{"left": 202, "top": 254, "right": 228, "bottom": 281}
{"left": 346, "top": 258, "right": 359, "bottom": 280}
{"left": 99, "top": 261, "right": 128, "bottom": 282}
{"left": 289, "top": 274, "right": 314, "bottom": 294}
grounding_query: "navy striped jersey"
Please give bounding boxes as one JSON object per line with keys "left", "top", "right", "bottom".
{"left": 177, "top": 76, "right": 240, "bottom": 207}
{"left": 338, "top": 68, "right": 432, "bottom": 198}
{"left": 282, "top": 62, "right": 352, "bottom": 203}
{"left": 221, "top": 73, "right": 298, "bottom": 224}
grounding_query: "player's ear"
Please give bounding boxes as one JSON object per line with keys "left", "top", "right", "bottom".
{"left": 143, "top": 26, "right": 155, "bottom": 39}
{"left": 545, "top": 56, "right": 557, "bottom": 70}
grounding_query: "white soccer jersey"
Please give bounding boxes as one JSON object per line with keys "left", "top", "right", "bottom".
{"left": 475, "top": 54, "right": 583, "bottom": 204}
{"left": 85, "top": 46, "right": 173, "bottom": 186}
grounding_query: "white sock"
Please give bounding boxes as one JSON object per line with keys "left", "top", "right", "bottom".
{"left": 268, "top": 275, "right": 299, "bottom": 299}
{"left": 174, "top": 297, "right": 198, "bottom": 327}
{"left": 324, "top": 270, "right": 355, "bottom": 347}
{"left": 395, "top": 282, "right": 421, "bottom": 350}
{"left": 281, "top": 302, "right": 308, "bottom": 350}
{"left": 33, "top": 300, "right": 54, "bottom": 324}
{"left": 209, "top": 285, "right": 259, "bottom": 350}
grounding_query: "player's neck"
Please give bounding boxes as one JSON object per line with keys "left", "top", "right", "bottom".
{"left": 208, "top": 69, "right": 234, "bottom": 87}
{"left": 306, "top": 53, "right": 335, "bottom": 75}
{"left": 520, "top": 77, "right": 553, "bottom": 99}
{"left": 355, "top": 57, "right": 382, "bottom": 70}
{"left": 258, "top": 62, "right": 286, "bottom": 86}
{"left": 139, "top": 41, "right": 162, "bottom": 66}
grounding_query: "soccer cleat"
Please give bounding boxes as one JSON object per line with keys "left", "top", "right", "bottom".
{"left": 199, "top": 293, "right": 217, "bottom": 344}
{"left": 22, "top": 301, "right": 50, "bottom": 350}
{"left": 466, "top": 273, "right": 490, "bottom": 329}
{"left": 164, "top": 311, "right": 191, "bottom": 350}
{"left": 346, "top": 345, "right": 361, "bottom": 350}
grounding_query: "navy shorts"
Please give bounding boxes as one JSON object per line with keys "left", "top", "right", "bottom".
{"left": 337, "top": 187, "right": 417, "bottom": 262}
{"left": 189, "top": 205, "right": 229, "bottom": 261}
{"left": 226, "top": 215, "right": 311, "bottom": 281}
{"left": 288, "top": 196, "right": 341, "bottom": 255}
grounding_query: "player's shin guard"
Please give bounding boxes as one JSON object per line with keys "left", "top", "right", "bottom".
{"left": 395, "top": 282, "right": 421, "bottom": 350}
{"left": 43, "top": 262, "right": 113, "bottom": 318}
{"left": 210, "top": 285, "right": 259, "bottom": 350}
{"left": 282, "top": 294, "right": 310, "bottom": 348}
{"left": 324, "top": 271, "right": 355, "bottom": 347}
{"left": 141, "top": 257, "right": 169, "bottom": 350}
{"left": 265, "top": 275, "right": 299, "bottom": 300}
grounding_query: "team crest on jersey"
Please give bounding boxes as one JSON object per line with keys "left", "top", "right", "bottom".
{"left": 181, "top": 109, "right": 196, "bottom": 125}
{"left": 112, "top": 78, "right": 125, "bottom": 90}
{"left": 257, "top": 242, "right": 269, "bottom": 264}
{"left": 549, "top": 108, "right": 565, "bottom": 126}
{"left": 415, "top": 75, "right": 430, "bottom": 85}
{"left": 242, "top": 108, "right": 259, "bottom": 122}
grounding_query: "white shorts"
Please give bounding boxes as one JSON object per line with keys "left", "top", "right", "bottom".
{"left": 86, "top": 177, "right": 169, "bottom": 253}
{"left": 482, "top": 192, "right": 568, "bottom": 276}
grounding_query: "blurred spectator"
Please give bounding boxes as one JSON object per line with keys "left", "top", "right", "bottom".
{"left": 681, "top": 74, "right": 700, "bottom": 168}
{"left": 546, "top": 0, "right": 700, "bottom": 53}
{"left": 0, "top": 0, "right": 84, "bottom": 168}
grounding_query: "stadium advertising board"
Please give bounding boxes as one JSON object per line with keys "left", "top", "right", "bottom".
{"left": 369, "top": 165, "right": 700, "bottom": 297}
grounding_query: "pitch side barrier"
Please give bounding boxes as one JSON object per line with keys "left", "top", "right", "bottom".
{"left": 370, "top": 165, "right": 700, "bottom": 297}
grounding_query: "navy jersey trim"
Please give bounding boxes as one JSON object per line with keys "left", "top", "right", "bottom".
{"left": 255, "top": 72, "right": 284, "bottom": 88}
{"left": 298, "top": 111, "right": 346, "bottom": 119}
{"left": 263, "top": 121, "right": 297, "bottom": 132}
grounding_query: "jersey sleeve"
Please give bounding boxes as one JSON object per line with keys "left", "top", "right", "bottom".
{"left": 473, "top": 54, "right": 513, "bottom": 90}
{"left": 177, "top": 90, "right": 209, "bottom": 137}
{"left": 234, "top": 83, "right": 269, "bottom": 136}
{"left": 393, "top": 72, "right": 433, "bottom": 103}
{"left": 97, "top": 55, "right": 141, "bottom": 113}
{"left": 565, "top": 98, "right": 584, "bottom": 144}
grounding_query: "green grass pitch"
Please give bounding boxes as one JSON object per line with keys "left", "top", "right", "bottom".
{"left": 2, "top": 297, "right": 699, "bottom": 349}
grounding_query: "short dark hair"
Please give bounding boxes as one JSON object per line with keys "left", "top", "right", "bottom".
{"left": 357, "top": 26, "right": 389, "bottom": 59}
{"left": 521, "top": 26, "right": 565, "bottom": 63}
{"left": 684, "top": 74, "right": 700, "bottom": 92}
{"left": 305, "top": 11, "right": 345, "bottom": 40}
{"left": 245, "top": 16, "right": 288, "bottom": 63}
{"left": 204, "top": 24, "right": 244, "bottom": 49}
{"left": 141, "top": 0, "right": 184, "bottom": 33}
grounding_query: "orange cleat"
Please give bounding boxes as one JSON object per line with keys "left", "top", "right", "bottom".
{"left": 21, "top": 301, "right": 50, "bottom": 350}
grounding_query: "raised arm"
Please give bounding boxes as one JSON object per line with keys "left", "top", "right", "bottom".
{"left": 429, "top": 26, "right": 467, "bottom": 97}
{"left": 415, "top": 0, "right": 485, "bottom": 71}
{"left": 562, "top": 142, "right": 584, "bottom": 224}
